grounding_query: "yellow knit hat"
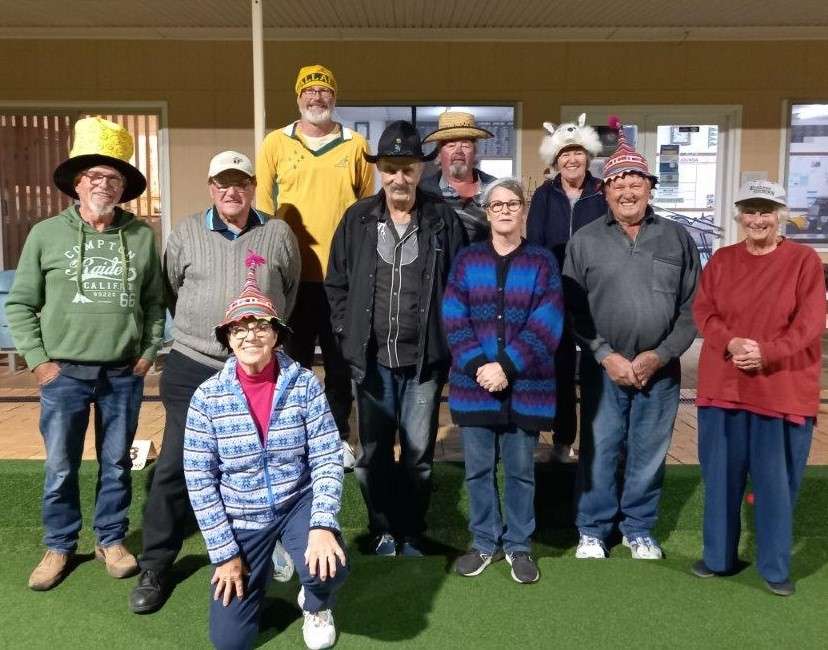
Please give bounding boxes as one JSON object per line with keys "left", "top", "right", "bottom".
{"left": 294, "top": 64, "right": 337, "bottom": 96}
{"left": 53, "top": 117, "right": 146, "bottom": 203}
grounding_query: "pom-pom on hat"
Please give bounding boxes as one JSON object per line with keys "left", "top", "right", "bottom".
{"left": 295, "top": 64, "right": 337, "bottom": 96}
{"left": 602, "top": 116, "right": 658, "bottom": 187}
{"left": 539, "top": 113, "right": 602, "bottom": 167}
{"left": 215, "top": 251, "right": 291, "bottom": 341}
{"left": 53, "top": 117, "right": 147, "bottom": 203}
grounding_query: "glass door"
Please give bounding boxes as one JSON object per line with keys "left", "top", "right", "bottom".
{"left": 562, "top": 106, "right": 741, "bottom": 259}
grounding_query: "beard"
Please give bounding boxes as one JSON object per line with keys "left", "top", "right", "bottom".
{"left": 86, "top": 194, "right": 119, "bottom": 216}
{"left": 447, "top": 161, "right": 470, "bottom": 179}
{"left": 300, "top": 106, "right": 333, "bottom": 126}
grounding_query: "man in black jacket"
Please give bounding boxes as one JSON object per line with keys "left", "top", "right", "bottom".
{"left": 326, "top": 121, "right": 465, "bottom": 557}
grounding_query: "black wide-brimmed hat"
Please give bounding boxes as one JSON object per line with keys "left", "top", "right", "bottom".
{"left": 363, "top": 120, "right": 438, "bottom": 163}
{"left": 53, "top": 117, "right": 147, "bottom": 203}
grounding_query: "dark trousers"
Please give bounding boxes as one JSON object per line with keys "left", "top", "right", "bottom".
{"left": 139, "top": 350, "right": 217, "bottom": 572}
{"left": 354, "top": 361, "right": 442, "bottom": 539}
{"left": 698, "top": 406, "right": 812, "bottom": 583}
{"left": 209, "top": 491, "right": 349, "bottom": 650}
{"left": 285, "top": 281, "right": 352, "bottom": 439}
{"left": 552, "top": 327, "right": 577, "bottom": 446}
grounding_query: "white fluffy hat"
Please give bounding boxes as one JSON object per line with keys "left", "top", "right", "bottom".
{"left": 539, "top": 113, "right": 602, "bottom": 167}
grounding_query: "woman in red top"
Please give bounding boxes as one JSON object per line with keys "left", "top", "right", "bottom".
{"left": 692, "top": 180, "right": 825, "bottom": 596}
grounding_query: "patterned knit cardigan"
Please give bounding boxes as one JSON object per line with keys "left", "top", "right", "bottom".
{"left": 442, "top": 241, "right": 564, "bottom": 431}
{"left": 183, "top": 350, "right": 343, "bottom": 564}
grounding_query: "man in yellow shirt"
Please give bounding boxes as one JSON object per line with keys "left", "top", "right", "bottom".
{"left": 256, "top": 65, "right": 374, "bottom": 468}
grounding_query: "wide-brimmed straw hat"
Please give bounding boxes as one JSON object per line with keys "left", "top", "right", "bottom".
{"left": 423, "top": 111, "right": 494, "bottom": 143}
{"left": 53, "top": 117, "right": 146, "bottom": 203}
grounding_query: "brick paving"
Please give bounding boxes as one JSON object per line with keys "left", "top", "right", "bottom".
{"left": 1, "top": 339, "right": 827, "bottom": 465}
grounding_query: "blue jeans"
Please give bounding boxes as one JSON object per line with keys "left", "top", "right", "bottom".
{"left": 462, "top": 426, "right": 538, "bottom": 554}
{"left": 575, "top": 357, "right": 680, "bottom": 540}
{"left": 354, "top": 361, "right": 443, "bottom": 538}
{"left": 698, "top": 407, "right": 812, "bottom": 583}
{"left": 210, "top": 491, "right": 349, "bottom": 650}
{"left": 39, "top": 369, "right": 144, "bottom": 552}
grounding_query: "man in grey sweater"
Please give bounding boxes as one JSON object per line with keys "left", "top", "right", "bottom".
{"left": 563, "top": 130, "right": 699, "bottom": 562}
{"left": 129, "top": 151, "right": 300, "bottom": 614}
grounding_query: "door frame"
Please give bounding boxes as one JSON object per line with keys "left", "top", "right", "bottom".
{"left": 562, "top": 104, "right": 742, "bottom": 246}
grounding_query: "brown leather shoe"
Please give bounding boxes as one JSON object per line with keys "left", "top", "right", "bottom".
{"left": 95, "top": 543, "right": 139, "bottom": 578}
{"left": 28, "top": 550, "right": 72, "bottom": 591}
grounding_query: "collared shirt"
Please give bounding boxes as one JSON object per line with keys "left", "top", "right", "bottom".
{"left": 208, "top": 207, "right": 266, "bottom": 240}
{"left": 426, "top": 168, "right": 495, "bottom": 244}
{"left": 563, "top": 206, "right": 700, "bottom": 364}
{"left": 372, "top": 208, "right": 422, "bottom": 368}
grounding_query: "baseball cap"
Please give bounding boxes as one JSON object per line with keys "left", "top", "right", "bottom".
{"left": 735, "top": 180, "right": 786, "bottom": 207}
{"left": 208, "top": 151, "right": 254, "bottom": 179}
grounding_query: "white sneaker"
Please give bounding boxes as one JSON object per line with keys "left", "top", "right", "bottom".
{"left": 299, "top": 587, "right": 337, "bottom": 650}
{"left": 341, "top": 441, "right": 356, "bottom": 472}
{"left": 575, "top": 534, "right": 608, "bottom": 559}
{"left": 272, "top": 540, "right": 295, "bottom": 582}
{"left": 623, "top": 535, "right": 663, "bottom": 559}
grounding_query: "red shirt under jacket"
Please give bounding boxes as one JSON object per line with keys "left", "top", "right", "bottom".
{"left": 236, "top": 356, "right": 278, "bottom": 444}
{"left": 693, "top": 239, "right": 826, "bottom": 418}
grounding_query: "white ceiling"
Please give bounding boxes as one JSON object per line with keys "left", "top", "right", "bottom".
{"left": 1, "top": 0, "right": 827, "bottom": 41}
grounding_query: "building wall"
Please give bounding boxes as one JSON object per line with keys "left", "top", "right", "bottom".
{"left": 1, "top": 38, "right": 826, "bottom": 234}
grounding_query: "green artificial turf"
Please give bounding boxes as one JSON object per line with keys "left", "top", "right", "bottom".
{"left": 1, "top": 461, "right": 827, "bottom": 648}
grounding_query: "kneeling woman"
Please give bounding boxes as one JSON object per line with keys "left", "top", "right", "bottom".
{"left": 442, "top": 178, "right": 564, "bottom": 583}
{"left": 184, "top": 254, "right": 347, "bottom": 650}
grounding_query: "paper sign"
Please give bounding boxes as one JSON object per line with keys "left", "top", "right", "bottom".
{"left": 130, "top": 439, "right": 158, "bottom": 471}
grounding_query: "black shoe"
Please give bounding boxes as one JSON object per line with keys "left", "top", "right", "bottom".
{"left": 399, "top": 537, "right": 425, "bottom": 557}
{"left": 455, "top": 549, "right": 504, "bottom": 577}
{"left": 765, "top": 579, "right": 795, "bottom": 597}
{"left": 129, "top": 569, "right": 167, "bottom": 614}
{"left": 691, "top": 560, "right": 718, "bottom": 579}
{"left": 506, "top": 551, "right": 540, "bottom": 584}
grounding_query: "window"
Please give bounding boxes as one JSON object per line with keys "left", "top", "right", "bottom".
{"left": 0, "top": 109, "right": 163, "bottom": 268}
{"left": 335, "top": 104, "right": 516, "bottom": 191}
{"left": 783, "top": 103, "right": 828, "bottom": 247}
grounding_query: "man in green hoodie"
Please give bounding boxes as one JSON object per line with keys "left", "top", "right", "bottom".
{"left": 5, "top": 117, "right": 165, "bottom": 591}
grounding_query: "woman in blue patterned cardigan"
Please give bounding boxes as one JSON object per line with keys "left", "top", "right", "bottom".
{"left": 442, "top": 178, "right": 564, "bottom": 584}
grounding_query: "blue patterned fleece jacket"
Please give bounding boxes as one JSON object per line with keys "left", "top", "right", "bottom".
{"left": 183, "top": 350, "right": 343, "bottom": 564}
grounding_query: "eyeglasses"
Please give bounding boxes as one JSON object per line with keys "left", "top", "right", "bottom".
{"left": 228, "top": 320, "right": 274, "bottom": 340}
{"left": 211, "top": 178, "right": 254, "bottom": 192}
{"left": 301, "top": 87, "right": 333, "bottom": 98}
{"left": 486, "top": 199, "right": 524, "bottom": 213}
{"left": 82, "top": 171, "right": 125, "bottom": 189}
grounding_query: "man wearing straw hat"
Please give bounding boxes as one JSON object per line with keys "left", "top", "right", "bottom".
{"left": 6, "top": 116, "right": 166, "bottom": 591}
{"left": 256, "top": 64, "right": 374, "bottom": 470}
{"left": 421, "top": 111, "right": 496, "bottom": 244}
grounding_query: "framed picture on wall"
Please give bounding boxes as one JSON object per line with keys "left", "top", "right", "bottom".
{"left": 354, "top": 121, "right": 370, "bottom": 140}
